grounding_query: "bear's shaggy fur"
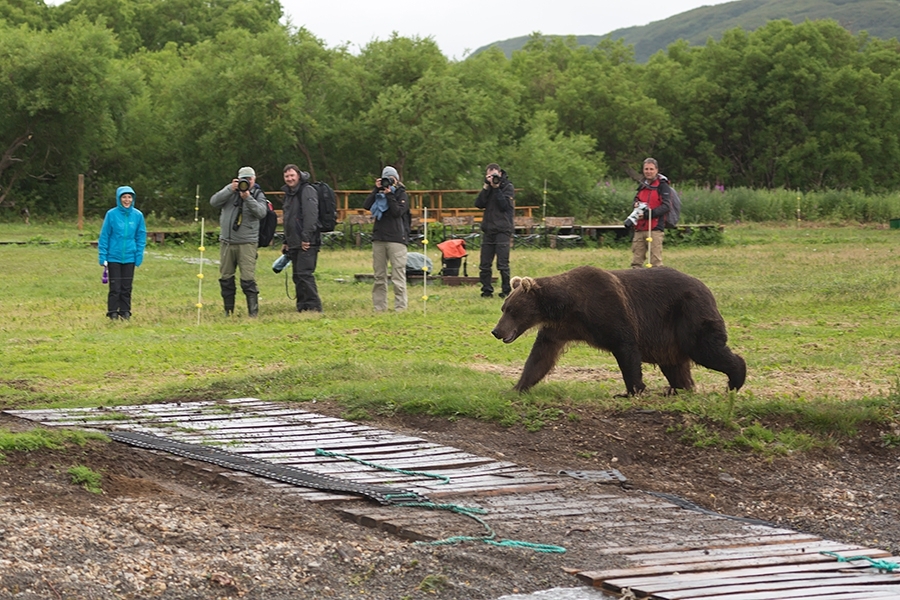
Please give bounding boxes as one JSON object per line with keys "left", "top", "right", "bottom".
{"left": 491, "top": 266, "right": 746, "bottom": 395}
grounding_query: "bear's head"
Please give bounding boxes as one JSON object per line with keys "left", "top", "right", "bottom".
{"left": 491, "top": 276, "right": 569, "bottom": 343}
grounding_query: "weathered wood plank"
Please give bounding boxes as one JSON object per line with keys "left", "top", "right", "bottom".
{"left": 639, "top": 572, "right": 900, "bottom": 599}
{"left": 593, "top": 533, "right": 824, "bottom": 556}
{"left": 577, "top": 549, "right": 892, "bottom": 583}
{"left": 624, "top": 541, "right": 874, "bottom": 565}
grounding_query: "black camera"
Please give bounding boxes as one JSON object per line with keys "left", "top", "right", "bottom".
{"left": 485, "top": 173, "right": 501, "bottom": 185}
{"left": 237, "top": 177, "right": 252, "bottom": 192}
{"left": 378, "top": 177, "right": 393, "bottom": 190}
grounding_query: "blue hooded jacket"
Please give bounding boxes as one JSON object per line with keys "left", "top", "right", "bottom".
{"left": 98, "top": 186, "right": 147, "bottom": 267}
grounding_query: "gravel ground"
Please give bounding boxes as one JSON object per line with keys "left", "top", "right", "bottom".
{"left": 1, "top": 405, "right": 899, "bottom": 600}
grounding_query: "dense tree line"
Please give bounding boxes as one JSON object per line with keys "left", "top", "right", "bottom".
{"left": 3, "top": 0, "right": 900, "bottom": 220}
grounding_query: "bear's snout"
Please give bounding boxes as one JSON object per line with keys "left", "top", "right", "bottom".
{"left": 491, "top": 326, "right": 518, "bottom": 344}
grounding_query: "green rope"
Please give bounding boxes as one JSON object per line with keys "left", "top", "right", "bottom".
{"left": 820, "top": 551, "right": 899, "bottom": 573}
{"left": 314, "top": 448, "right": 451, "bottom": 484}
{"left": 394, "top": 500, "right": 566, "bottom": 554}
{"left": 318, "top": 450, "right": 566, "bottom": 554}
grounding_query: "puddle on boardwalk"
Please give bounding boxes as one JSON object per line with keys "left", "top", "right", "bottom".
{"left": 496, "top": 587, "right": 614, "bottom": 600}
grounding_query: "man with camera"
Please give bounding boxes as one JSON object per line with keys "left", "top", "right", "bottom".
{"left": 626, "top": 157, "right": 672, "bottom": 268}
{"left": 363, "top": 166, "right": 410, "bottom": 312}
{"left": 280, "top": 164, "right": 322, "bottom": 312}
{"left": 475, "top": 163, "right": 515, "bottom": 298}
{"left": 210, "top": 166, "right": 268, "bottom": 316}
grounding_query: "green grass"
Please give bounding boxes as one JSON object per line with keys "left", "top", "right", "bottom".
{"left": 0, "top": 222, "right": 899, "bottom": 452}
{"left": 0, "top": 427, "right": 108, "bottom": 461}
{"left": 67, "top": 464, "right": 103, "bottom": 494}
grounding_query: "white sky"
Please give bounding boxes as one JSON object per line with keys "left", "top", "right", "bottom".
{"left": 281, "top": 0, "right": 736, "bottom": 59}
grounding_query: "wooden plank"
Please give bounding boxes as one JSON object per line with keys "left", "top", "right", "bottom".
{"left": 623, "top": 570, "right": 886, "bottom": 594}
{"left": 678, "top": 584, "right": 900, "bottom": 600}
{"left": 625, "top": 541, "right": 874, "bottom": 565}
{"left": 645, "top": 573, "right": 900, "bottom": 599}
{"left": 593, "top": 533, "right": 825, "bottom": 556}
{"left": 577, "top": 549, "right": 893, "bottom": 583}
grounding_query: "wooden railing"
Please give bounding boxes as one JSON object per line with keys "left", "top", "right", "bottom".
{"left": 266, "top": 188, "right": 536, "bottom": 223}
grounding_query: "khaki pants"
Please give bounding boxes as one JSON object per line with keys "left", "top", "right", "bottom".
{"left": 219, "top": 242, "right": 258, "bottom": 282}
{"left": 631, "top": 230, "right": 664, "bottom": 268}
{"left": 372, "top": 241, "right": 407, "bottom": 311}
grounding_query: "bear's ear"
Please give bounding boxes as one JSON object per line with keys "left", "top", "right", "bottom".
{"left": 511, "top": 276, "right": 538, "bottom": 292}
{"left": 512, "top": 276, "right": 538, "bottom": 292}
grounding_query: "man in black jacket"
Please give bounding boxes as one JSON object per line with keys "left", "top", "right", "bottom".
{"left": 363, "top": 166, "right": 410, "bottom": 312}
{"left": 475, "top": 163, "right": 514, "bottom": 298}
{"left": 281, "top": 164, "right": 322, "bottom": 312}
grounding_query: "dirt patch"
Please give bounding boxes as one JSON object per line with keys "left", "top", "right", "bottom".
{"left": 1, "top": 405, "right": 898, "bottom": 600}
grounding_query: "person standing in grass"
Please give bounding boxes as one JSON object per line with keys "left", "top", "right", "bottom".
{"left": 475, "top": 163, "right": 514, "bottom": 298}
{"left": 363, "top": 166, "right": 409, "bottom": 312}
{"left": 628, "top": 157, "right": 671, "bottom": 268}
{"left": 98, "top": 185, "right": 146, "bottom": 320}
{"left": 210, "top": 166, "right": 268, "bottom": 317}
{"left": 280, "top": 164, "right": 323, "bottom": 313}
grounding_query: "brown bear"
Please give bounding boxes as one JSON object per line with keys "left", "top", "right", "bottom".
{"left": 490, "top": 266, "right": 746, "bottom": 395}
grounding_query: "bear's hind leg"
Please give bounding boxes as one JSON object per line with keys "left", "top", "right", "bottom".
{"left": 660, "top": 361, "right": 694, "bottom": 394}
{"left": 514, "top": 329, "right": 566, "bottom": 392}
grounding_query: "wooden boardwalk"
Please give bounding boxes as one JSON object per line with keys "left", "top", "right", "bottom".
{"left": 7, "top": 398, "right": 899, "bottom": 599}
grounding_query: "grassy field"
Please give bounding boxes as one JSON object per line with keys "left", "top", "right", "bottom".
{"left": 1, "top": 221, "right": 898, "bottom": 444}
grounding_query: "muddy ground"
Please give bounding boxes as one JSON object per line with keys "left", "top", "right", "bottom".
{"left": 0, "top": 399, "right": 898, "bottom": 600}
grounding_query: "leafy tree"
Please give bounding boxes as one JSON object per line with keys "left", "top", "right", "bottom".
{"left": 502, "top": 111, "right": 606, "bottom": 216}
{"left": 0, "top": 19, "right": 127, "bottom": 212}
{"left": 52, "top": 0, "right": 282, "bottom": 53}
{"left": 0, "top": 0, "right": 52, "bottom": 29}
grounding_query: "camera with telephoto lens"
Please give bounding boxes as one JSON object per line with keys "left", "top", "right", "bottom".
{"left": 485, "top": 173, "right": 501, "bottom": 185}
{"left": 237, "top": 177, "right": 252, "bottom": 193}
{"left": 624, "top": 202, "right": 648, "bottom": 228}
{"left": 272, "top": 253, "right": 291, "bottom": 274}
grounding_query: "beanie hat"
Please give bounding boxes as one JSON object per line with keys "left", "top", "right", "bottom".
{"left": 381, "top": 166, "right": 399, "bottom": 181}
{"left": 238, "top": 166, "right": 256, "bottom": 178}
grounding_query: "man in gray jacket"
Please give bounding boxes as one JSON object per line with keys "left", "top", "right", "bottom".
{"left": 210, "top": 166, "right": 268, "bottom": 317}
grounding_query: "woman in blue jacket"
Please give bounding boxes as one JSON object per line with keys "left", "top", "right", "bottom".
{"left": 98, "top": 186, "right": 147, "bottom": 320}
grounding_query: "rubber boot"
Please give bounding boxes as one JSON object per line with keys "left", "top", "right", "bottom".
{"left": 241, "top": 279, "right": 259, "bottom": 317}
{"left": 219, "top": 277, "right": 236, "bottom": 316}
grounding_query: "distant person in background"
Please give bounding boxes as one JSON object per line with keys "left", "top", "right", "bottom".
{"left": 98, "top": 185, "right": 147, "bottom": 320}
{"left": 363, "top": 166, "right": 410, "bottom": 312}
{"left": 280, "top": 164, "right": 322, "bottom": 312}
{"left": 475, "top": 163, "right": 514, "bottom": 298}
{"left": 627, "top": 157, "right": 671, "bottom": 268}
{"left": 210, "top": 166, "right": 268, "bottom": 317}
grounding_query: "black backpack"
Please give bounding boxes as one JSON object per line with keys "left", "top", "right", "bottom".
{"left": 310, "top": 181, "right": 337, "bottom": 233}
{"left": 258, "top": 197, "right": 278, "bottom": 247}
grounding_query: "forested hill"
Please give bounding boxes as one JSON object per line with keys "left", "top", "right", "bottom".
{"left": 474, "top": 0, "right": 900, "bottom": 62}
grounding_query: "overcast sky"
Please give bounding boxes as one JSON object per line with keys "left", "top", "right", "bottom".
{"left": 280, "top": 0, "right": 736, "bottom": 59}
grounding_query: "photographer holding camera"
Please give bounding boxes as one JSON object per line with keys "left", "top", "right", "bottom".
{"left": 363, "top": 165, "right": 410, "bottom": 312}
{"left": 627, "top": 158, "right": 672, "bottom": 268}
{"left": 280, "top": 164, "right": 322, "bottom": 312}
{"left": 475, "top": 163, "right": 514, "bottom": 298}
{"left": 210, "top": 166, "right": 268, "bottom": 316}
